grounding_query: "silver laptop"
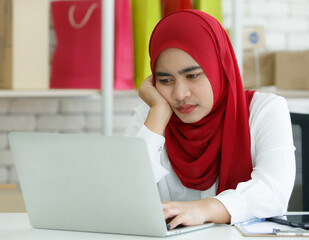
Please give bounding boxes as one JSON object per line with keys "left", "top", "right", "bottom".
{"left": 8, "top": 132, "right": 214, "bottom": 237}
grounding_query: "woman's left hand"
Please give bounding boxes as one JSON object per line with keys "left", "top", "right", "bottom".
{"left": 162, "top": 198, "right": 231, "bottom": 230}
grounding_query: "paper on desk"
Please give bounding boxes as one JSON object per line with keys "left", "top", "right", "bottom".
{"left": 235, "top": 220, "right": 296, "bottom": 236}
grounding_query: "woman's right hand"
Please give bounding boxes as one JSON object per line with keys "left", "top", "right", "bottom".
{"left": 138, "top": 75, "right": 169, "bottom": 108}
{"left": 138, "top": 75, "right": 173, "bottom": 135}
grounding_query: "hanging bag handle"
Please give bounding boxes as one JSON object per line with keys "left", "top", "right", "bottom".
{"left": 68, "top": 2, "right": 98, "bottom": 29}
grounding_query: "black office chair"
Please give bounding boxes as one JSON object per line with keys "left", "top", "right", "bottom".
{"left": 288, "top": 112, "right": 309, "bottom": 211}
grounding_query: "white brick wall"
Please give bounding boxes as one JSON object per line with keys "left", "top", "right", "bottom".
{"left": 268, "top": 18, "right": 308, "bottom": 32}
{"left": 0, "top": 167, "right": 8, "bottom": 183}
{"left": 0, "top": 116, "right": 36, "bottom": 131}
{"left": 37, "top": 115, "right": 86, "bottom": 131}
{"left": 265, "top": 32, "right": 287, "bottom": 50}
{"left": 0, "top": 134, "right": 8, "bottom": 149}
{"left": 222, "top": 0, "right": 309, "bottom": 51}
{"left": 60, "top": 99, "right": 101, "bottom": 113}
{"left": 288, "top": 34, "right": 309, "bottom": 50}
{"left": 247, "top": 2, "right": 289, "bottom": 17}
{"left": 0, "top": 100, "right": 8, "bottom": 113}
{"left": 291, "top": 3, "right": 309, "bottom": 16}
{"left": 8, "top": 168, "right": 19, "bottom": 184}
{"left": 9, "top": 99, "right": 58, "bottom": 114}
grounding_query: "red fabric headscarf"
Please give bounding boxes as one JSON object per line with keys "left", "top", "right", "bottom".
{"left": 149, "top": 10, "right": 255, "bottom": 194}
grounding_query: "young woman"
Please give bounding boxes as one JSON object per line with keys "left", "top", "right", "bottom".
{"left": 126, "top": 10, "right": 295, "bottom": 230}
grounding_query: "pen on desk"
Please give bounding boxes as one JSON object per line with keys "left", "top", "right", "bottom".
{"left": 240, "top": 218, "right": 266, "bottom": 226}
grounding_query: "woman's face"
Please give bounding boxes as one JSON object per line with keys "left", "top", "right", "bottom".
{"left": 155, "top": 48, "right": 214, "bottom": 123}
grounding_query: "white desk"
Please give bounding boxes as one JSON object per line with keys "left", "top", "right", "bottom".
{"left": 0, "top": 213, "right": 306, "bottom": 240}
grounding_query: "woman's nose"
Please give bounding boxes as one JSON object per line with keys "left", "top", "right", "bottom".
{"left": 172, "top": 79, "right": 191, "bottom": 101}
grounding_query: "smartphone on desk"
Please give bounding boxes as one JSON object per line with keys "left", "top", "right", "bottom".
{"left": 267, "top": 214, "right": 309, "bottom": 230}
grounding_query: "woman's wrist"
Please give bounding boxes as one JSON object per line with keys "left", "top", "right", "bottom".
{"left": 199, "top": 198, "right": 231, "bottom": 224}
{"left": 145, "top": 104, "right": 172, "bottom": 135}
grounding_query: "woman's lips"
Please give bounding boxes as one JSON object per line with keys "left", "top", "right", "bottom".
{"left": 176, "top": 104, "right": 197, "bottom": 114}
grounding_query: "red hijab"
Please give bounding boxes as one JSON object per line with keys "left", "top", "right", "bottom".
{"left": 149, "top": 10, "right": 255, "bottom": 194}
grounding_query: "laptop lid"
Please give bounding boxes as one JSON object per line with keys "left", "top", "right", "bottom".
{"left": 8, "top": 132, "right": 170, "bottom": 237}
{"left": 9, "top": 132, "right": 215, "bottom": 237}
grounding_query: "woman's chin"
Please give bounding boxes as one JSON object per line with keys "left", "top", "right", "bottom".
{"left": 175, "top": 112, "right": 203, "bottom": 123}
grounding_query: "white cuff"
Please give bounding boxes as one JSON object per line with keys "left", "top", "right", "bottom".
{"left": 215, "top": 189, "right": 253, "bottom": 225}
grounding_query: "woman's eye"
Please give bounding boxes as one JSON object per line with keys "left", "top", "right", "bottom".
{"left": 187, "top": 73, "right": 199, "bottom": 79}
{"left": 159, "top": 78, "right": 172, "bottom": 84}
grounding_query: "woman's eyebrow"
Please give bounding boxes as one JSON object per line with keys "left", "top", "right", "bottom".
{"left": 155, "top": 66, "right": 201, "bottom": 77}
{"left": 178, "top": 66, "right": 201, "bottom": 74}
{"left": 155, "top": 72, "right": 172, "bottom": 77}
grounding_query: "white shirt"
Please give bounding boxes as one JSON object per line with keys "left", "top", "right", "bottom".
{"left": 125, "top": 92, "right": 296, "bottom": 224}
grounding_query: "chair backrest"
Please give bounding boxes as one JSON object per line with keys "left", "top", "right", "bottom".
{"left": 288, "top": 112, "right": 309, "bottom": 211}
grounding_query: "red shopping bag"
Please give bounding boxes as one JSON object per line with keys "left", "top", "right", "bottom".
{"left": 50, "top": 0, "right": 134, "bottom": 90}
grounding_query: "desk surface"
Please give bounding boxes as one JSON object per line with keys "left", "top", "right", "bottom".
{"left": 0, "top": 213, "right": 306, "bottom": 240}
